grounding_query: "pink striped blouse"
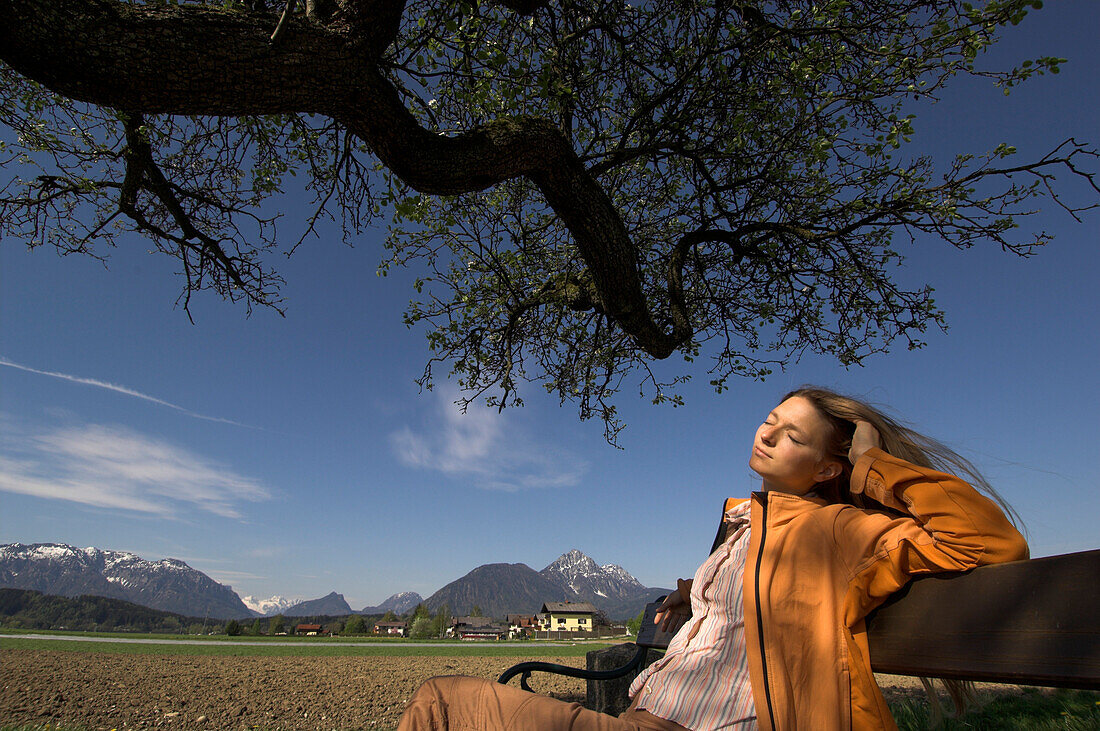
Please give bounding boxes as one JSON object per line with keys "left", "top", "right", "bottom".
{"left": 629, "top": 500, "right": 757, "bottom": 730}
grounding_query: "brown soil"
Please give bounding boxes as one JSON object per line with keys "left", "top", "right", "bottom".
{"left": 0, "top": 649, "right": 1022, "bottom": 730}
{"left": 0, "top": 649, "right": 587, "bottom": 730}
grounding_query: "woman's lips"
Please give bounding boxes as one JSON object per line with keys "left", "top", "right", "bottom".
{"left": 753, "top": 446, "right": 770, "bottom": 459}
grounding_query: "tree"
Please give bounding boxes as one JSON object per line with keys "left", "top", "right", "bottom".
{"left": 1, "top": 0, "right": 1096, "bottom": 440}
{"left": 433, "top": 602, "right": 451, "bottom": 639}
{"left": 410, "top": 615, "right": 434, "bottom": 638}
{"left": 626, "top": 610, "right": 644, "bottom": 637}
{"left": 269, "top": 614, "right": 285, "bottom": 635}
{"left": 225, "top": 618, "right": 241, "bottom": 636}
{"left": 345, "top": 614, "right": 367, "bottom": 634}
{"left": 250, "top": 618, "right": 263, "bottom": 636}
{"left": 408, "top": 603, "right": 432, "bottom": 622}
{"left": 469, "top": 605, "right": 483, "bottom": 617}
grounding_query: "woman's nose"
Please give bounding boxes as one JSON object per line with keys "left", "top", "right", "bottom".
{"left": 760, "top": 427, "right": 775, "bottom": 444}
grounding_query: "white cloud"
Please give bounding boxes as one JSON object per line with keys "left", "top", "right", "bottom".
{"left": 0, "top": 420, "right": 271, "bottom": 519}
{"left": 389, "top": 389, "right": 586, "bottom": 492}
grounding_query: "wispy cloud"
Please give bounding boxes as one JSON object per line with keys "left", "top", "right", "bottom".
{"left": 0, "top": 420, "right": 271, "bottom": 519}
{"left": 390, "top": 389, "right": 586, "bottom": 491}
{"left": 0, "top": 357, "right": 255, "bottom": 428}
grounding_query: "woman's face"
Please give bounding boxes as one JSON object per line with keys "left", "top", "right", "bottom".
{"left": 749, "top": 396, "right": 843, "bottom": 496}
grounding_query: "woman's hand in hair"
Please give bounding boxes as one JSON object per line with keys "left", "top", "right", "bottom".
{"left": 849, "top": 420, "right": 882, "bottom": 463}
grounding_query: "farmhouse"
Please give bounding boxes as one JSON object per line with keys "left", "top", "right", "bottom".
{"left": 507, "top": 614, "right": 537, "bottom": 638}
{"left": 540, "top": 601, "right": 598, "bottom": 632}
{"left": 457, "top": 623, "right": 508, "bottom": 641}
{"left": 374, "top": 621, "right": 408, "bottom": 636}
{"left": 448, "top": 615, "right": 510, "bottom": 640}
{"left": 295, "top": 623, "right": 323, "bottom": 636}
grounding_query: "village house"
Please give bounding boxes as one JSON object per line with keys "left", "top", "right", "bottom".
{"left": 448, "top": 615, "right": 508, "bottom": 640}
{"left": 540, "top": 601, "right": 598, "bottom": 632}
{"left": 507, "top": 614, "right": 537, "bottom": 639}
{"left": 294, "top": 623, "right": 323, "bottom": 636}
{"left": 458, "top": 623, "right": 508, "bottom": 641}
{"left": 374, "top": 621, "right": 408, "bottom": 637}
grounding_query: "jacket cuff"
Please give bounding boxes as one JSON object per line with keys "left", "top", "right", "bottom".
{"left": 849, "top": 447, "right": 906, "bottom": 511}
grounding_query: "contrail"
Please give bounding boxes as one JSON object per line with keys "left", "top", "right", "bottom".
{"left": 0, "top": 357, "right": 258, "bottom": 429}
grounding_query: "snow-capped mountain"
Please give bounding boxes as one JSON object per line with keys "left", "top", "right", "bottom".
{"left": 539, "top": 549, "right": 647, "bottom": 600}
{"left": 0, "top": 543, "right": 254, "bottom": 619}
{"left": 424, "top": 549, "right": 668, "bottom": 620}
{"left": 361, "top": 591, "right": 423, "bottom": 615}
{"left": 241, "top": 595, "right": 302, "bottom": 616}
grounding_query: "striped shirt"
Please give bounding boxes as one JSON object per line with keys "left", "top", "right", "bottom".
{"left": 629, "top": 500, "right": 756, "bottom": 730}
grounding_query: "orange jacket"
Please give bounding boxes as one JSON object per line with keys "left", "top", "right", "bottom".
{"left": 684, "top": 448, "right": 1028, "bottom": 730}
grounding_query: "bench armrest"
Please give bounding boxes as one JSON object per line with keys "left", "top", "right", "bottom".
{"left": 497, "top": 600, "right": 673, "bottom": 691}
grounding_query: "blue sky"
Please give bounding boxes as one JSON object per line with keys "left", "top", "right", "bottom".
{"left": 1, "top": 1, "right": 1098, "bottom": 611}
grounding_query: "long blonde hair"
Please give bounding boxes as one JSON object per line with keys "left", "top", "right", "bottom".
{"left": 786, "top": 386, "right": 1022, "bottom": 719}
{"left": 786, "top": 386, "right": 1021, "bottom": 528}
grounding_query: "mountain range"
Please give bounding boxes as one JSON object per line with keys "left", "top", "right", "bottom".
{"left": 0, "top": 543, "right": 253, "bottom": 619}
{"left": 240, "top": 594, "right": 301, "bottom": 616}
{"left": 0, "top": 543, "right": 667, "bottom": 620}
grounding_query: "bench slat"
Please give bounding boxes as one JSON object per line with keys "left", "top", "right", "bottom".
{"left": 865, "top": 549, "right": 1100, "bottom": 689}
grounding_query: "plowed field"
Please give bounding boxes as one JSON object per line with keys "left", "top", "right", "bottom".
{"left": 1, "top": 647, "right": 961, "bottom": 730}
{"left": 1, "top": 648, "right": 587, "bottom": 730}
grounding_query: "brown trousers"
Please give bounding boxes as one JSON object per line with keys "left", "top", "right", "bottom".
{"left": 396, "top": 675, "right": 690, "bottom": 731}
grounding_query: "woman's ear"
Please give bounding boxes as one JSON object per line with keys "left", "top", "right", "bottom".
{"left": 813, "top": 459, "right": 843, "bottom": 484}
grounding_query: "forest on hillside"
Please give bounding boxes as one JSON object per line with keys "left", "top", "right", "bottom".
{"left": 0, "top": 588, "right": 378, "bottom": 635}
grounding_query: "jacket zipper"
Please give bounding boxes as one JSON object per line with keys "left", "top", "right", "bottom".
{"left": 753, "top": 491, "right": 776, "bottom": 729}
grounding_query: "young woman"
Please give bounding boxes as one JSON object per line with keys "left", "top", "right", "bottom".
{"left": 396, "top": 387, "right": 1028, "bottom": 730}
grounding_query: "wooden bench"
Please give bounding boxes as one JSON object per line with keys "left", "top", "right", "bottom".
{"left": 499, "top": 548, "right": 1100, "bottom": 711}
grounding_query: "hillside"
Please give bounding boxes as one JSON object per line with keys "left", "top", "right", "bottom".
{"left": 284, "top": 592, "right": 352, "bottom": 616}
{"left": 0, "top": 587, "right": 209, "bottom": 633}
{"left": 0, "top": 543, "right": 253, "bottom": 619}
{"left": 426, "top": 563, "right": 573, "bottom": 618}
{"left": 424, "top": 553, "right": 671, "bottom": 620}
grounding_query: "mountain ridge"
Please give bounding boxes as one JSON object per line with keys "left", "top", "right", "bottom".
{"left": 424, "top": 550, "right": 669, "bottom": 620}
{"left": 2, "top": 543, "right": 667, "bottom": 621}
{"left": 0, "top": 542, "right": 254, "bottom": 619}
{"left": 283, "top": 591, "right": 352, "bottom": 617}
{"left": 361, "top": 591, "right": 424, "bottom": 615}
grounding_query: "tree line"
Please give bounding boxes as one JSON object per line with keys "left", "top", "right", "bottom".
{"left": 0, "top": 588, "right": 214, "bottom": 634}
{"left": 2, "top": 589, "right": 633, "bottom": 638}
{"left": 0, "top": 588, "right": 407, "bottom": 636}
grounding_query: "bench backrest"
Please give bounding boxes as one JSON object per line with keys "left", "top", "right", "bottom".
{"left": 866, "top": 548, "right": 1099, "bottom": 689}
{"left": 636, "top": 548, "right": 1100, "bottom": 690}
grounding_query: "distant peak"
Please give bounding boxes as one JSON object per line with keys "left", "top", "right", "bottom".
{"left": 545, "top": 549, "right": 596, "bottom": 566}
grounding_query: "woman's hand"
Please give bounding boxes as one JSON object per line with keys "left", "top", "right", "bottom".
{"left": 654, "top": 588, "right": 692, "bottom": 634}
{"left": 848, "top": 420, "right": 882, "bottom": 464}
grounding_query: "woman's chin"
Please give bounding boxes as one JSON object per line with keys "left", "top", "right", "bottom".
{"left": 748, "top": 455, "right": 766, "bottom": 475}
